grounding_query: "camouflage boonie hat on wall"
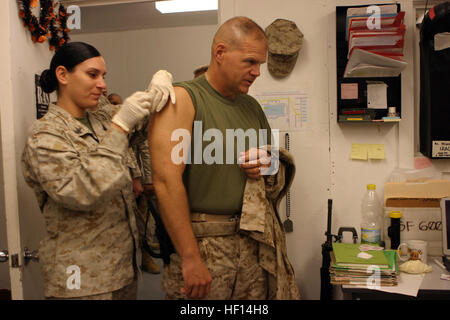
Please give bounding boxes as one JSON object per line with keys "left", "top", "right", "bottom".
{"left": 265, "top": 19, "right": 303, "bottom": 78}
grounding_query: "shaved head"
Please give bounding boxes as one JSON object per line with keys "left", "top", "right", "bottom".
{"left": 212, "top": 16, "right": 266, "bottom": 52}
{"left": 206, "top": 16, "right": 267, "bottom": 99}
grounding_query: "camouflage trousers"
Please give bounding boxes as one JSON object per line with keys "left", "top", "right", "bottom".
{"left": 135, "top": 194, "right": 157, "bottom": 246}
{"left": 46, "top": 278, "right": 138, "bottom": 300}
{"left": 162, "top": 232, "right": 268, "bottom": 300}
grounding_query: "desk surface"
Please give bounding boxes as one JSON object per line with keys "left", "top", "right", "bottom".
{"left": 420, "top": 256, "right": 450, "bottom": 291}
{"left": 340, "top": 256, "right": 450, "bottom": 299}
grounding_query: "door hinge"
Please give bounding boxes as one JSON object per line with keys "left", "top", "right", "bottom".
{"left": 10, "top": 254, "right": 20, "bottom": 268}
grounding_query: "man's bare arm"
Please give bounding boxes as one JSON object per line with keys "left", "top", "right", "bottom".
{"left": 148, "top": 86, "right": 212, "bottom": 299}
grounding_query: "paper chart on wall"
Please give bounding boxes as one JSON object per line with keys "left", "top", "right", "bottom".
{"left": 252, "top": 91, "right": 308, "bottom": 131}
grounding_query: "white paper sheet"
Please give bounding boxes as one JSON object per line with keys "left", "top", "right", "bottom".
{"left": 367, "top": 83, "right": 388, "bottom": 109}
{"left": 344, "top": 48, "right": 407, "bottom": 78}
{"left": 435, "top": 32, "right": 450, "bottom": 51}
{"left": 343, "top": 272, "right": 425, "bottom": 297}
{"left": 375, "top": 273, "right": 424, "bottom": 297}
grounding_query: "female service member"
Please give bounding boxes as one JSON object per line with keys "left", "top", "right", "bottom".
{"left": 21, "top": 42, "right": 174, "bottom": 300}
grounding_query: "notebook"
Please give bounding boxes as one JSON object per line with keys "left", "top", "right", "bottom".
{"left": 332, "top": 242, "right": 389, "bottom": 268}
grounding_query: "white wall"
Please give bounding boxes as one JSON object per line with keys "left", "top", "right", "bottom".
{"left": 2, "top": 0, "right": 449, "bottom": 300}
{"left": 220, "top": 0, "right": 450, "bottom": 299}
{"left": 76, "top": 0, "right": 450, "bottom": 300}
{"left": 71, "top": 25, "right": 217, "bottom": 98}
{"left": 0, "top": 7, "right": 216, "bottom": 297}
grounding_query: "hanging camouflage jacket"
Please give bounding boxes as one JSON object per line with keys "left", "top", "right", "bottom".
{"left": 240, "top": 147, "right": 301, "bottom": 300}
{"left": 21, "top": 103, "right": 139, "bottom": 298}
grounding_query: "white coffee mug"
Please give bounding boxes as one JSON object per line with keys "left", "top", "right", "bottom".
{"left": 397, "top": 240, "right": 428, "bottom": 264}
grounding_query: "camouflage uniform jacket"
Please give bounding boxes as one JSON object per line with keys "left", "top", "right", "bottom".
{"left": 129, "top": 117, "right": 153, "bottom": 185}
{"left": 21, "top": 103, "right": 140, "bottom": 298}
{"left": 239, "top": 147, "right": 301, "bottom": 300}
{"left": 94, "top": 96, "right": 142, "bottom": 180}
{"left": 97, "top": 96, "right": 152, "bottom": 184}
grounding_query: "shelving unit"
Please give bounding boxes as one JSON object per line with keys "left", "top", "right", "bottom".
{"left": 336, "top": 3, "right": 402, "bottom": 123}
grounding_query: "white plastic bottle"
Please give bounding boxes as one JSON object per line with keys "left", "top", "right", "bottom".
{"left": 361, "top": 184, "right": 382, "bottom": 245}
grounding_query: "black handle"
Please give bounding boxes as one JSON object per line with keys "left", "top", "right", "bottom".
{"left": 337, "top": 227, "right": 358, "bottom": 243}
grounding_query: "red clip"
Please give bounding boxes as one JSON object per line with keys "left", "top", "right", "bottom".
{"left": 429, "top": 7, "right": 436, "bottom": 20}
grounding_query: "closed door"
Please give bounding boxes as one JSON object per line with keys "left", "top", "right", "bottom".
{"left": 0, "top": 96, "right": 44, "bottom": 300}
{"left": 0, "top": 145, "right": 11, "bottom": 299}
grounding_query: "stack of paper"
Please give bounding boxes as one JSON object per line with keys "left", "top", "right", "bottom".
{"left": 330, "top": 243, "right": 398, "bottom": 286}
{"left": 345, "top": 4, "right": 398, "bottom": 41}
{"left": 344, "top": 48, "right": 407, "bottom": 78}
{"left": 344, "top": 5, "right": 407, "bottom": 78}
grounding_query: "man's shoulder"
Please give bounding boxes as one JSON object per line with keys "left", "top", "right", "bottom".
{"left": 174, "top": 75, "right": 207, "bottom": 92}
{"left": 174, "top": 86, "right": 192, "bottom": 103}
{"left": 174, "top": 78, "right": 196, "bottom": 87}
{"left": 155, "top": 86, "right": 194, "bottom": 120}
{"left": 172, "top": 79, "right": 198, "bottom": 112}
{"left": 174, "top": 76, "right": 198, "bottom": 89}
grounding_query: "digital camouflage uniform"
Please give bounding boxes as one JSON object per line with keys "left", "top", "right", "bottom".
{"left": 129, "top": 119, "right": 157, "bottom": 245}
{"left": 95, "top": 96, "right": 142, "bottom": 181}
{"left": 48, "top": 278, "right": 138, "bottom": 300}
{"left": 162, "top": 148, "right": 301, "bottom": 300}
{"left": 240, "top": 147, "right": 301, "bottom": 299}
{"left": 163, "top": 232, "right": 268, "bottom": 299}
{"left": 97, "top": 96, "right": 156, "bottom": 248}
{"left": 22, "top": 103, "right": 140, "bottom": 299}
{"left": 129, "top": 119, "right": 152, "bottom": 187}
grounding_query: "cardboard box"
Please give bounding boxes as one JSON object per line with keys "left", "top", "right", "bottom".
{"left": 384, "top": 180, "right": 450, "bottom": 204}
{"left": 383, "top": 180, "right": 450, "bottom": 255}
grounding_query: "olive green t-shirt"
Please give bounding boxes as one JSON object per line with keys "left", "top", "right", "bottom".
{"left": 175, "top": 75, "right": 272, "bottom": 214}
{"left": 75, "top": 115, "right": 94, "bottom": 133}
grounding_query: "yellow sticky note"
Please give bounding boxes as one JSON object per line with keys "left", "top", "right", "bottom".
{"left": 368, "top": 144, "right": 385, "bottom": 160}
{"left": 351, "top": 143, "right": 368, "bottom": 160}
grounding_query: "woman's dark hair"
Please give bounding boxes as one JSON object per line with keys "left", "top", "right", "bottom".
{"left": 39, "top": 42, "right": 101, "bottom": 93}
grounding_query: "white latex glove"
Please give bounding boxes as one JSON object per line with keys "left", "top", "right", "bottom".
{"left": 147, "top": 70, "right": 176, "bottom": 112}
{"left": 112, "top": 91, "right": 151, "bottom": 133}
